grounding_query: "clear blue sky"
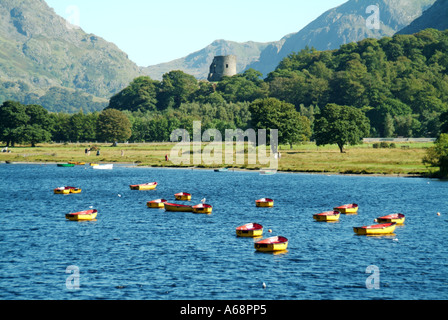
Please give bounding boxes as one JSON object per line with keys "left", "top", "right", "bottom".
{"left": 45, "top": 0, "right": 347, "bottom": 67}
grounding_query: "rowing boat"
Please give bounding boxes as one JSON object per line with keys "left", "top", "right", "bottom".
{"left": 164, "top": 202, "right": 193, "bottom": 212}
{"left": 313, "top": 211, "right": 340, "bottom": 222}
{"left": 236, "top": 223, "right": 263, "bottom": 237}
{"left": 376, "top": 213, "right": 405, "bottom": 225}
{"left": 130, "top": 182, "right": 157, "bottom": 191}
{"left": 353, "top": 222, "right": 397, "bottom": 235}
{"left": 65, "top": 209, "right": 98, "bottom": 221}
{"left": 334, "top": 203, "right": 358, "bottom": 214}
{"left": 254, "top": 236, "right": 288, "bottom": 252}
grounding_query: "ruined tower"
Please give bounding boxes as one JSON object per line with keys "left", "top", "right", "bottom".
{"left": 207, "top": 55, "right": 237, "bottom": 82}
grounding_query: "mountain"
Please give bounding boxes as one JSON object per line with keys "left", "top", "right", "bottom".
{"left": 398, "top": 0, "right": 448, "bottom": 34}
{"left": 0, "top": 0, "right": 141, "bottom": 112}
{"left": 141, "top": 39, "right": 271, "bottom": 81}
{"left": 246, "top": 0, "right": 437, "bottom": 77}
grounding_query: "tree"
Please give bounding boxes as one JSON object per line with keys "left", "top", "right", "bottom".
{"left": 22, "top": 104, "right": 54, "bottom": 146}
{"left": 249, "top": 98, "right": 311, "bottom": 148}
{"left": 108, "top": 76, "right": 159, "bottom": 112}
{"left": 216, "top": 69, "right": 268, "bottom": 103}
{"left": 0, "top": 101, "right": 53, "bottom": 147}
{"left": 158, "top": 70, "right": 199, "bottom": 109}
{"left": 314, "top": 103, "right": 370, "bottom": 153}
{"left": 0, "top": 101, "right": 29, "bottom": 146}
{"left": 423, "top": 133, "right": 448, "bottom": 178}
{"left": 96, "top": 109, "right": 132, "bottom": 143}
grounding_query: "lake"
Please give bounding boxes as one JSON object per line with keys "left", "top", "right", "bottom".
{"left": 0, "top": 163, "right": 447, "bottom": 300}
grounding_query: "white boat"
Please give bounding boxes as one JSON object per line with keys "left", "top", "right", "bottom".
{"left": 92, "top": 164, "right": 114, "bottom": 170}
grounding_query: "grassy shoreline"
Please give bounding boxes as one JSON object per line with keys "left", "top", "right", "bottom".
{"left": 0, "top": 142, "right": 432, "bottom": 177}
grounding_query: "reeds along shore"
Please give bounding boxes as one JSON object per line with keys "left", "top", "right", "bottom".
{"left": 0, "top": 142, "right": 432, "bottom": 176}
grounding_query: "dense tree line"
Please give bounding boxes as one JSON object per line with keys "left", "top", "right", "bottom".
{"left": 0, "top": 101, "right": 131, "bottom": 146}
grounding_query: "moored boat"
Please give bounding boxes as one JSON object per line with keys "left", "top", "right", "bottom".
{"left": 57, "top": 163, "right": 75, "bottom": 167}
{"left": 68, "top": 161, "right": 86, "bottom": 165}
{"left": 313, "top": 211, "right": 341, "bottom": 222}
{"left": 175, "top": 192, "right": 192, "bottom": 201}
{"left": 376, "top": 213, "right": 405, "bottom": 225}
{"left": 92, "top": 164, "right": 113, "bottom": 170}
{"left": 334, "top": 203, "right": 358, "bottom": 214}
{"left": 147, "top": 199, "right": 167, "bottom": 209}
{"left": 260, "top": 169, "right": 277, "bottom": 175}
{"left": 255, "top": 236, "right": 288, "bottom": 252}
{"left": 236, "top": 223, "right": 263, "bottom": 237}
{"left": 214, "top": 168, "right": 229, "bottom": 172}
{"left": 164, "top": 202, "right": 193, "bottom": 212}
{"left": 353, "top": 222, "right": 397, "bottom": 235}
{"left": 192, "top": 203, "right": 213, "bottom": 214}
{"left": 256, "top": 198, "right": 274, "bottom": 207}
{"left": 54, "top": 186, "right": 82, "bottom": 194}
{"left": 130, "top": 182, "right": 158, "bottom": 191}
{"left": 65, "top": 209, "right": 98, "bottom": 221}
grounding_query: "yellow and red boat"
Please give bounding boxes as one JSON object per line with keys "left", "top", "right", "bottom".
{"left": 68, "top": 161, "right": 86, "bottom": 166}
{"left": 65, "top": 209, "right": 98, "bottom": 221}
{"left": 192, "top": 204, "right": 213, "bottom": 214}
{"left": 255, "top": 236, "right": 288, "bottom": 252}
{"left": 164, "top": 202, "right": 193, "bottom": 212}
{"left": 255, "top": 198, "right": 274, "bottom": 208}
{"left": 376, "top": 213, "right": 405, "bottom": 225}
{"left": 353, "top": 222, "right": 397, "bottom": 235}
{"left": 236, "top": 223, "right": 264, "bottom": 237}
{"left": 313, "top": 211, "right": 341, "bottom": 222}
{"left": 334, "top": 203, "right": 358, "bottom": 214}
{"left": 130, "top": 182, "right": 158, "bottom": 191}
{"left": 175, "top": 192, "right": 192, "bottom": 201}
{"left": 54, "top": 186, "right": 82, "bottom": 194}
{"left": 147, "top": 199, "right": 167, "bottom": 209}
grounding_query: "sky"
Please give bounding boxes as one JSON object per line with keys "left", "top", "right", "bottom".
{"left": 45, "top": 0, "right": 348, "bottom": 67}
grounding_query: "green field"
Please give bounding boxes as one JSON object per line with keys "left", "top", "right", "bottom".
{"left": 0, "top": 141, "right": 433, "bottom": 176}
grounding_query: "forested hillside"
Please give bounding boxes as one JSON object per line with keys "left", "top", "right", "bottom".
{"left": 109, "top": 29, "right": 448, "bottom": 140}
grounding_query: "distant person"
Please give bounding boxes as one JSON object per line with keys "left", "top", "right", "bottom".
{"left": 165, "top": 154, "right": 169, "bottom": 161}
{"left": 96, "top": 150, "right": 100, "bottom": 156}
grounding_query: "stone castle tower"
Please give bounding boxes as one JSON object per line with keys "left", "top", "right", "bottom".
{"left": 207, "top": 55, "right": 237, "bottom": 82}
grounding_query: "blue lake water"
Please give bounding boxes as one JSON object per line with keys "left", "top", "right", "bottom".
{"left": 0, "top": 163, "right": 447, "bottom": 300}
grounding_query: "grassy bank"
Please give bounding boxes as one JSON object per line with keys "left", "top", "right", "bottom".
{"left": 0, "top": 142, "right": 431, "bottom": 176}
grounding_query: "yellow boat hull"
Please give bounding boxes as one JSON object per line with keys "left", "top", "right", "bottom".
{"left": 354, "top": 223, "right": 397, "bottom": 235}
{"left": 131, "top": 185, "right": 157, "bottom": 191}
{"left": 377, "top": 217, "right": 405, "bottom": 225}
{"left": 65, "top": 212, "right": 97, "bottom": 221}
{"left": 54, "top": 189, "right": 70, "bottom": 195}
{"left": 147, "top": 202, "right": 165, "bottom": 209}
{"left": 256, "top": 201, "right": 274, "bottom": 207}
{"left": 192, "top": 207, "right": 213, "bottom": 214}
{"left": 175, "top": 195, "right": 191, "bottom": 201}
{"left": 236, "top": 229, "right": 263, "bottom": 238}
{"left": 164, "top": 204, "right": 193, "bottom": 212}
{"left": 54, "top": 188, "right": 81, "bottom": 194}
{"left": 376, "top": 214, "right": 406, "bottom": 225}
{"left": 313, "top": 213, "right": 340, "bottom": 222}
{"left": 255, "top": 242, "right": 288, "bottom": 252}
